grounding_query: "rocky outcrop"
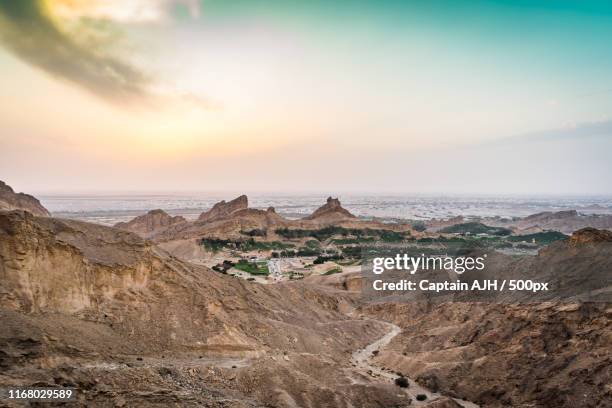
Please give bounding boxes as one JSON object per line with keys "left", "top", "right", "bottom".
{"left": 0, "top": 180, "right": 49, "bottom": 216}
{"left": 198, "top": 195, "right": 248, "bottom": 222}
{"left": 114, "top": 209, "right": 186, "bottom": 238}
{"left": 364, "top": 301, "right": 611, "bottom": 408}
{"left": 569, "top": 227, "right": 612, "bottom": 245}
{"left": 304, "top": 197, "right": 356, "bottom": 221}
{"left": 487, "top": 209, "right": 612, "bottom": 234}
{"left": 154, "top": 206, "right": 289, "bottom": 242}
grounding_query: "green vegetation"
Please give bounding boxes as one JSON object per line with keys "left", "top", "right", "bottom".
{"left": 414, "top": 230, "right": 566, "bottom": 251}
{"left": 240, "top": 240, "right": 293, "bottom": 251}
{"left": 322, "top": 267, "right": 342, "bottom": 275}
{"left": 289, "top": 272, "right": 304, "bottom": 280}
{"left": 305, "top": 239, "right": 321, "bottom": 248}
{"left": 276, "top": 247, "right": 321, "bottom": 257}
{"left": 507, "top": 231, "right": 568, "bottom": 244}
{"left": 275, "top": 245, "right": 345, "bottom": 258}
{"left": 240, "top": 228, "right": 267, "bottom": 237}
{"left": 439, "top": 222, "right": 512, "bottom": 236}
{"left": 212, "top": 260, "right": 234, "bottom": 274}
{"left": 378, "top": 230, "right": 407, "bottom": 242}
{"left": 296, "top": 247, "right": 321, "bottom": 256}
{"left": 411, "top": 221, "right": 427, "bottom": 232}
{"left": 339, "top": 246, "right": 362, "bottom": 259}
{"left": 332, "top": 237, "right": 375, "bottom": 245}
{"left": 417, "top": 236, "right": 469, "bottom": 244}
{"left": 313, "top": 254, "right": 344, "bottom": 264}
{"left": 274, "top": 226, "right": 409, "bottom": 242}
{"left": 200, "top": 238, "right": 234, "bottom": 252}
{"left": 233, "top": 260, "right": 269, "bottom": 275}
{"left": 200, "top": 237, "right": 293, "bottom": 252}
{"left": 337, "top": 259, "right": 360, "bottom": 266}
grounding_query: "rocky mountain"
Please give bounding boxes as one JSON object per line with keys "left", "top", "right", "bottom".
{"left": 355, "top": 228, "right": 612, "bottom": 407}
{"left": 512, "top": 209, "right": 612, "bottom": 233}
{"left": 198, "top": 195, "right": 249, "bottom": 222}
{"left": 362, "top": 300, "right": 610, "bottom": 408}
{"left": 363, "top": 227, "right": 612, "bottom": 305}
{"left": 569, "top": 227, "right": 612, "bottom": 245}
{"left": 488, "top": 210, "right": 612, "bottom": 234}
{"left": 0, "top": 180, "right": 50, "bottom": 216}
{"left": 0, "top": 210, "right": 419, "bottom": 407}
{"left": 424, "top": 210, "right": 612, "bottom": 235}
{"left": 304, "top": 197, "right": 356, "bottom": 221}
{"left": 115, "top": 196, "right": 406, "bottom": 263}
{"left": 155, "top": 206, "right": 289, "bottom": 242}
{"left": 114, "top": 209, "right": 186, "bottom": 238}
{"left": 1, "top": 186, "right": 610, "bottom": 407}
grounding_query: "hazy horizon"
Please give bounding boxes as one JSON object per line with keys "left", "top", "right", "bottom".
{"left": 2, "top": 1, "right": 612, "bottom": 195}
{"left": 28, "top": 189, "right": 612, "bottom": 198}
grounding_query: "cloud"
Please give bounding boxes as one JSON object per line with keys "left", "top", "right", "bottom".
{"left": 487, "top": 119, "right": 612, "bottom": 146}
{"left": 0, "top": 0, "right": 205, "bottom": 107}
{"left": 51, "top": 0, "right": 201, "bottom": 23}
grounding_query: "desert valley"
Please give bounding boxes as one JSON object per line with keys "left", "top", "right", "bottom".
{"left": 2, "top": 1, "right": 612, "bottom": 406}
{"left": 1, "top": 179, "right": 610, "bottom": 407}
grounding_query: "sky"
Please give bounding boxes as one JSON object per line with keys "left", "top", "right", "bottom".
{"left": 1, "top": 0, "right": 611, "bottom": 195}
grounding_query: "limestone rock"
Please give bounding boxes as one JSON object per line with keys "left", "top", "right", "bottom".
{"left": 198, "top": 195, "right": 248, "bottom": 222}
{"left": 114, "top": 209, "right": 186, "bottom": 237}
{"left": 304, "top": 197, "right": 356, "bottom": 221}
{"left": 0, "top": 180, "right": 50, "bottom": 216}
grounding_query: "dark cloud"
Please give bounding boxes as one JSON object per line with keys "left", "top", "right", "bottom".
{"left": 0, "top": 0, "right": 153, "bottom": 104}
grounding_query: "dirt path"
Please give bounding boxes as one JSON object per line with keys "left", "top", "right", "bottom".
{"left": 350, "top": 320, "right": 479, "bottom": 407}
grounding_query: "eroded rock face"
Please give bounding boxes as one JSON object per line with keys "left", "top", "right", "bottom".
{"left": 304, "top": 197, "right": 356, "bottom": 221}
{"left": 133, "top": 195, "right": 409, "bottom": 248}
{"left": 198, "top": 195, "right": 249, "bottom": 222}
{"left": 362, "top": 301, "right": 611, "bottom": 407}
{"left": 0, "top": 210, "right": 411, "bottom": 407}
{"left": 114, "top": 209, "right": 186, "bottom": 237}
{"left": 569, "top": 227, "right": 612, "bottom": 245}
{"left": 0, "top": 180, "right": 50, "bottom": 216}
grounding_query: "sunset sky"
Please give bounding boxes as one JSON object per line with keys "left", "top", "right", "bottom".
{"left": 1, "top": 0, "right": 612, "bottom": 194}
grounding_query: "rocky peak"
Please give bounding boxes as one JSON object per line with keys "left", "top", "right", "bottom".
{"left": 569, "top": 227, "right": 612, "bottom": 246}
{"left": 114, "top": 209, "right": 186, "bottom": 237}
{"left": 304, "top": 197, "right": 355, "bottom": 220}
{"left": 0, "top": 180, "right": 50, "bottom": 217}
{"left": 0, "top": 180, "right": 14, "bottom": 193}
{"left": 198, "top": 195, "right": 249, "bottom": 222}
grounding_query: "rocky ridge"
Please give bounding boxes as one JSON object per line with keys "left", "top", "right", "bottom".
{"left": 114, "top": 209, "right": 186, "bottom": 238}
{"left": 2, "top": 186, "right": 610, "bottom": 407}
{"left": 304, "top": 196, "right": 356, "bottom": 221}
{"left": 198, "top": 195, "right": 249, "bottom": 222}
{"left": 0, "top": 210, "right": 419, "bottom": 407}
{"left": 425, "top": 210, "right": 612, "bottom": 235}
{"left": 0, "top": 180, "right": 50, "bottom": 217}
{"left": 568, "top": 227, "right": 612, "bottom": 245}
{"left": 122, "top": 195, "right": 404, "bottom": 246}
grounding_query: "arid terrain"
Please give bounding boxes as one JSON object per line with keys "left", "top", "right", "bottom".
{"left": 1, "top": 180, "right": 610, "bottom": 407}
